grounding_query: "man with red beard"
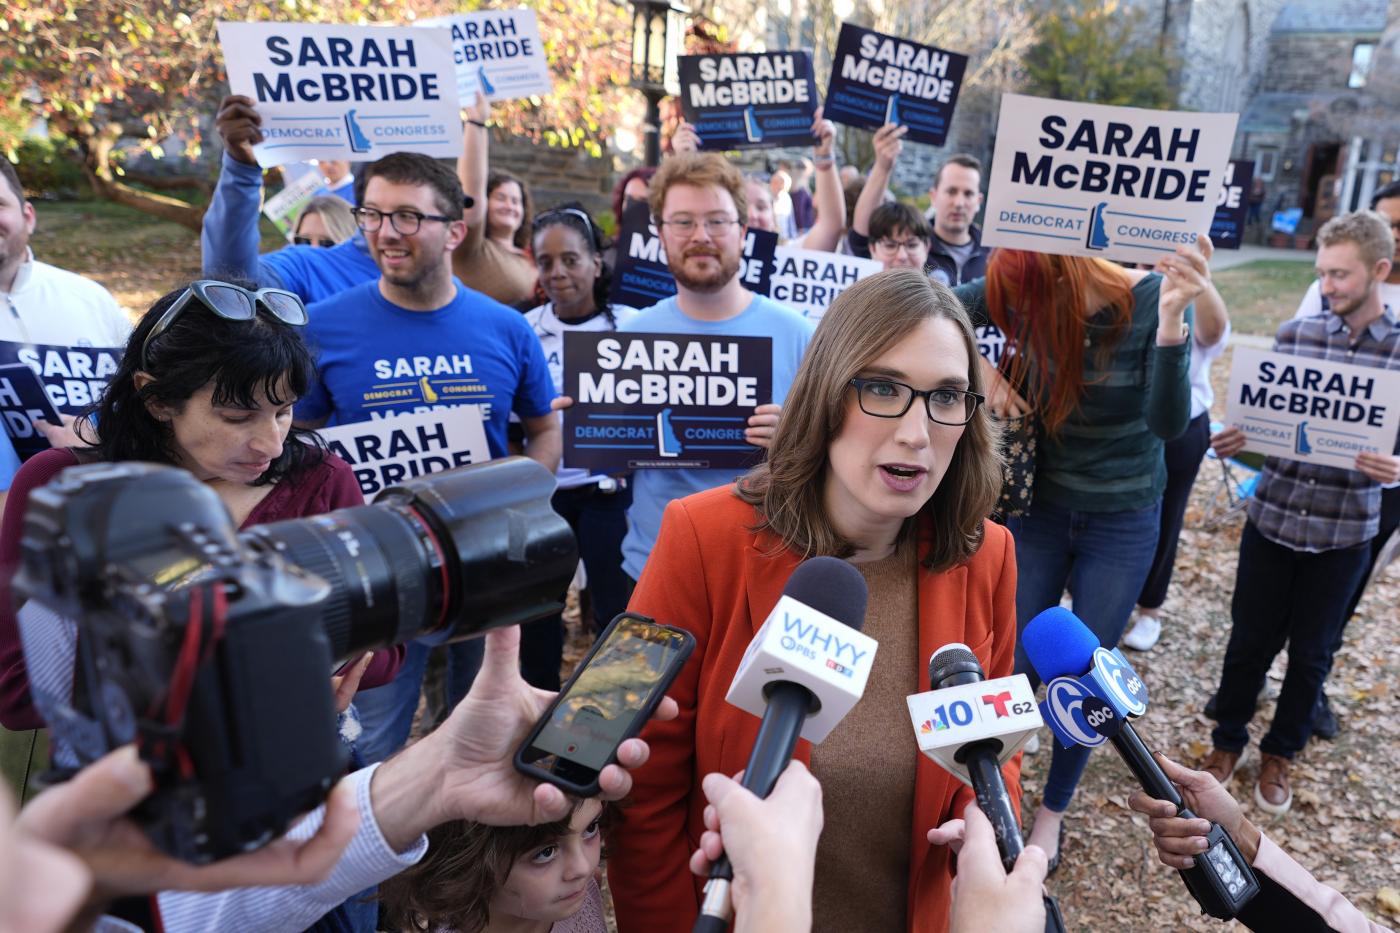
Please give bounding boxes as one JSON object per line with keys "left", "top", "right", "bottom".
{"left": 616, "top": 152, "right": 815, "bottom": 584}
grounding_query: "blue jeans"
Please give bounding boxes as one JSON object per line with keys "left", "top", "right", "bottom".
{"left": 351, "top": 638, "right": 484, "bottom": 765}
{"left": 1007, "top": 499, "right": 1162, "bottom": 813}
{"left": 1211, "top": 521, "right": 1369, "bottom": 759}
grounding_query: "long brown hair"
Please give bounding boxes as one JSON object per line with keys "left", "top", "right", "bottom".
{"left": 983, "top": 250, "right": 1134, "bottom": 437}
{"left": 736, "top": 268, "right": 1002, "bottom": 572}
{"left": 378, "top": 803, "right": 598, "bottom": 933}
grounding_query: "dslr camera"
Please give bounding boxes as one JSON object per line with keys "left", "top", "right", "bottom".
{"left": 16, "top": 457, "right": 575, "bottom": 862}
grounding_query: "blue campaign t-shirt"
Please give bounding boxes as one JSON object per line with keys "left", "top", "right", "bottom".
{"left": 299, "top": 280, "right": 556, "bottom": 457}
{"left": 619, "top": 292, "right": 814, "bottom": 579}
{"left": 262, "top": 235, "right": 380, "bottom": 305}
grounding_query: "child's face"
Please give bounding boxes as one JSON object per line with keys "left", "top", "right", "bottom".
{"left": 491, "top": 800, "right": 605, "bottom": 923}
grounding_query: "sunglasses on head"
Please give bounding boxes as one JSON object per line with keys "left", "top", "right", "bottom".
{"left": 533, "top": 207, "right": 598, "bottom": 244}
{"left": 141, "top": 281, "right": 308, "bottom": 371}
{"left": 293, "top": 235, "right": 336, "bottom": 247}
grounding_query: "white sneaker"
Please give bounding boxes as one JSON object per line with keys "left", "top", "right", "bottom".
{"left": 1122, "top": 613, "right": 1162, "bottom": 651}
{"left": 1023, "top": 732, "right": 1041, "bottom": 754}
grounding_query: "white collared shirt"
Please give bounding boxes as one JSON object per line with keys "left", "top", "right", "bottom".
{"left": 0, "top": 249, "right": 131, "bottom": 346}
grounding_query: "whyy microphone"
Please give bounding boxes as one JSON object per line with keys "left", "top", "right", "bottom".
{"left": 695, "top": 556, "right": 875, "bottom": 933}
{"left": 1023, "top": 607, "right": 1259, "bottom": 920}
{"left": 908, "top": 644, "right": 1040, "bottom": 871}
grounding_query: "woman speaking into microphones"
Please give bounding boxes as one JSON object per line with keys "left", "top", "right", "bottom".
{"left": 607, "top": 268, "right": 1020, "bottom": 933}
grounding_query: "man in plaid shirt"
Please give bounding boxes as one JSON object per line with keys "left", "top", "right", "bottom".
{"left": 1202, "top": 210, "right": 1400, "bottom": 815}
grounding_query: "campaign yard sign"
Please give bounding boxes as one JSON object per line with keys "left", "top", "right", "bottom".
{"left": 1209, "top": 159, "right": 1254, "bottom": 250}
{"left": 218, "top": 21, "right": 462, "bottom": 167}
{"left": 982, "top": 94, "right": 1238, "bottom": 265}
{"left": 419, "top": 9, "right": 552, "bottom": 103}
{"left": 608, "top": 200, "right": 777, "bottom": 309}
{"left": 318, "top": 405, "right": 490, "bottom": 497}
{"left": 823, "top": 24, "right": 967, "bottom": 147}
{"left": 678, "top": 52, "right": 819, "bottom": 150}
{"left": 0, "top": 364, "right": 63, "bottom": 461}
{"left": 563, "top": 332, "right": 773, "bottom": 471}
{"left": 975, "top": 325, "right": 1007, "bottom": 366}
{"left": 1224, "top": 347, "right": 1400, "bottom": 470}
{"left": 769, "top": 246, "right": 881, "bottom": 321}
{"left": 263, "top": 167, "right": 326, "bottom": 240}
{"left": 0, "top": 342, "right": 121, "bottom": 460}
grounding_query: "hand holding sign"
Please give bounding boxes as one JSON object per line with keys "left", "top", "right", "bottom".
{"left": 872, "top": 123, "right": 908, "bottom": 172}
{"left": 811, "top": 106, "right": 836, "bottom": 160}
{"left": 216, "top": 94, "right": 264, "bottom": 167}
{"left": 744, "top": 403, "right": 783, "bottom": 449}
{"left": 1354, "top": 451, "right": 1400, "bottom": 485}
{"left": 672, "top": 118, "right": 701, "bottom": 155}
{"left": 1210, "top": 425, "right": 1246, "bottom": 460}
{"left": 1153, "top": 234, "right": 1213, "bottom": 338}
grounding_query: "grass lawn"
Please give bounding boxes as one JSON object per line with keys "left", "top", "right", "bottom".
{"left": 27, "top": 198, "right": 286, "bottom": 316}
{"left": 1211, "top": 259, "right": 1318, "bottom": 337}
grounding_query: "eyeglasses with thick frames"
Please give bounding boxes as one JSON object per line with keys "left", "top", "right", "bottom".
{"left": 352, "top": 206, "right": 455, "bottom": 236}
{"left": 850, "top": 378, "right": 984, "bottom": 426}
{"left": 658, "top": 215, "right": 741, "bottom": 238}
{"left": 872, "top": 237, "right": 928, "bottom": 255}
{"left": 141, "top": 281, "right": 308, "bottom": 370}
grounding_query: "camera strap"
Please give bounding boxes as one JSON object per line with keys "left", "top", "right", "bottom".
{"left": 142, "top": 582, "right": 228, "bottom": 779}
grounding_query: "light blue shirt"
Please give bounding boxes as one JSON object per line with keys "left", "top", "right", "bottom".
{"left": 619, "top": 293, "right": 814, "bottom": 579}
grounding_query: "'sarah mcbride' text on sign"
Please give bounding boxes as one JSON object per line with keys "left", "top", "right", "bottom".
{"left": 823, "top": 23, "right": 967, "bottom": 147}
{"left": 981, "top": 94, "right": 1238, "bottom": 265}
{"left": 318, "top": 405, "right": 491, "bottom": 497}
{"left": 418, "top": 9, "right": 552, "bottom": 103}
{"left": 1209, "top": 160, "right": 1254, "bottom": 251}
{"left": 678, "top": 52, "right": 819, "bottom": 150}
{"left": 218, "top": 21, "right": 462, "bottom": 167}
{"left": 563, "top": 332, "right": 773, "bottom": 472}
{"left": 1224, "top": 346, "right": 1400, "bottom": 471}
{"left": 0, "top": 342, "right": 121, "bottom": 461}
{"left": 769, "top": 246, "right": 882, "bottom": 321}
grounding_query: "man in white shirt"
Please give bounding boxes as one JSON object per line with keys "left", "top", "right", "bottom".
{"left": 0, "top": 161, "right": 130, "bottom": 347}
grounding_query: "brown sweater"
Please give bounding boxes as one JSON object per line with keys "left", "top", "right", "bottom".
{"left": 452, "top": 230, "right": 538, "bottom": 307}
{"left": 810, "top": 548, "right": 920, "bottom": 933}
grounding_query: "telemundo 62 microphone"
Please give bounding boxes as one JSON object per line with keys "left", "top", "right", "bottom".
{"left": 693, "top": 556, "right": 874, "bottom": 933}
{"left": 1022, "top": 607, "right": 1259, "bottom": 920}
{"left": 911, "top": 644, "right": 1068, "bottom": 933}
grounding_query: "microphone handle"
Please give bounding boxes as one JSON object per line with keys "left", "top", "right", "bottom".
{"left": 694, "top": 682, "right": 812, "bottom": 933}
{"left": 962, "top": 741, "right": 1024, "bottom": 873}
{"left": 1107, "top": 723, "right": 1183, "bottom": 809}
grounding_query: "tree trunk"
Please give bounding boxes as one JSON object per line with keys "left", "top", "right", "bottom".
{"left": 76, "top": 122, "right": 207, "bottom": 233}
{"left": 120, "top": 170, "right": 213, "bottom": 196}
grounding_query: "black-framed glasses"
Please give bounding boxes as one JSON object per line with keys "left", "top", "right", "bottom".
{"left": 658, "top": 215, "right": 741, "bottom": 237}
{"left": 141, "top": 281, "right": 308, "bottom": 370}
{"left": 850, "top": 378, "right": 984, "bottom": 426}
{"left": 872, "top": 237, "right": 928, "bottom": 255}
{"left": 533, "top": 207, "right": 598, "bottom": 244}
{"left": 293, "top": 235, "right": 336, "bottom": 247}
{"left": 352, "top": 206, "right": 454, "bottom": 236}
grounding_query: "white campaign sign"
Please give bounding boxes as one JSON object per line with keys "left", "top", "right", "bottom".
{"left": 318, "top": 406, "right": 490, "bottom": 497}
{"left": 218, "top": 21, "right": 462, "bottom": 167}
{"left": 982, "top": 94, "right": 1238, "bottom": 264}
{"left": 419, "top": 9, "right": 553, "bottom": 103}
{"left": 1224, "top": 347, "right": 1400, "bottom": 470}
{"left": 768, "top": 246, "right": 882, "bottom": 321}
{"left": 263, "top": 168, "right": 326, "bottom": 240}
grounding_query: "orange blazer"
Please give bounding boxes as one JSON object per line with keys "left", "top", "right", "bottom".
{"left": 609, "top": 485, "right": 1021, "bottom": 933}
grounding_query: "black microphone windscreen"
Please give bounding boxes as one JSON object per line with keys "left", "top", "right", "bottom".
{"left": 928, "top": 643, "right": 984, "bottom": 688}
{"left": 782, "top": 557, "right": 869, "bottom": 632}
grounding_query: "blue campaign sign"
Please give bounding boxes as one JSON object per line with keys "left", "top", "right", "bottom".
{"left": 0, "top": 343, "right": 121, "bottom": 460}
{"left": 608, "top": 199, "right": 778, "bottom": 310}
{"left": 1209, "top": 159, "right": 1253, "bottom": 250}
{"left": 823, "top": 23, "right": 967, "bottom": 147}
{"left": 562, "top": 332, "right": 773, "bottom": 471}
{"left": 217, "top": 21, "right": 463, "bottom": 167}
{"left": 678, "top": 51, "right": 819, "bottom": 150}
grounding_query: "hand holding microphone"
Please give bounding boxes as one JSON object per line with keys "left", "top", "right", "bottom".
{"left": 1022, "top": 607, "right": 1259, "bottom": 920}
{"left": 694, "top": 556, "right": 873, "bottom": 933}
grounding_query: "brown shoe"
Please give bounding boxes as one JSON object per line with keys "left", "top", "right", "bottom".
{"left": 1254, "top": 754, "right": 1292, "bottom": 815}
{"left": 1202, "top": 747, "right": 1242, "bottom": 785}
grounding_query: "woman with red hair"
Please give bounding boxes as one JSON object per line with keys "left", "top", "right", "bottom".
{"left": 953, "top": 240, "right": 1217, "bottom": 870}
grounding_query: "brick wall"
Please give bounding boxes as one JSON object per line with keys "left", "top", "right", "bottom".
{"left": 490, "top": 137, "right": 621, "bottom": 219}
{"left": 1262, "top": 34, "right": 1364, "bottom": 92}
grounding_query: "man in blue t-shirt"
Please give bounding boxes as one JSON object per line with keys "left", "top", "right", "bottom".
{"left": 618, "top": 152, "right": 815, "bottom": 581}
{"left": 295, "top": 152, "right": 560, "bottom": 764}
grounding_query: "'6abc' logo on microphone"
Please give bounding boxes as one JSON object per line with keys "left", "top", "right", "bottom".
{"left": 1041, "top": 677, "right": 1121, "bottom": 749}
{"left": 1091, "top": 647, "right": 1149, "bottom": 717}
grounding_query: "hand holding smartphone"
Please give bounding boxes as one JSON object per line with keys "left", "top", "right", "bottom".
{"left": 515, "top": 613, "right": 694, "bottom": 796}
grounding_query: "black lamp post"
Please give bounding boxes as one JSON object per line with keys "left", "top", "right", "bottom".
{"left": 629, "top": 0, "right": 687, "bottom": 166}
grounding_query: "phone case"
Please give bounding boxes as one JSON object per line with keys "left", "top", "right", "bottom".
{"left": 513, "top": 612, "right": 694, "bottom": 796}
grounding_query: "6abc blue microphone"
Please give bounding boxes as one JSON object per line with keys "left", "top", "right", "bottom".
{"left": 1023, "top": 606, "right": 1260, "bottom": 920}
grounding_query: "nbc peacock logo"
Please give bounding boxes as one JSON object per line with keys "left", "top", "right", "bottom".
{"left": 919, "top": 718, "right": 947, "bottom": 734}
